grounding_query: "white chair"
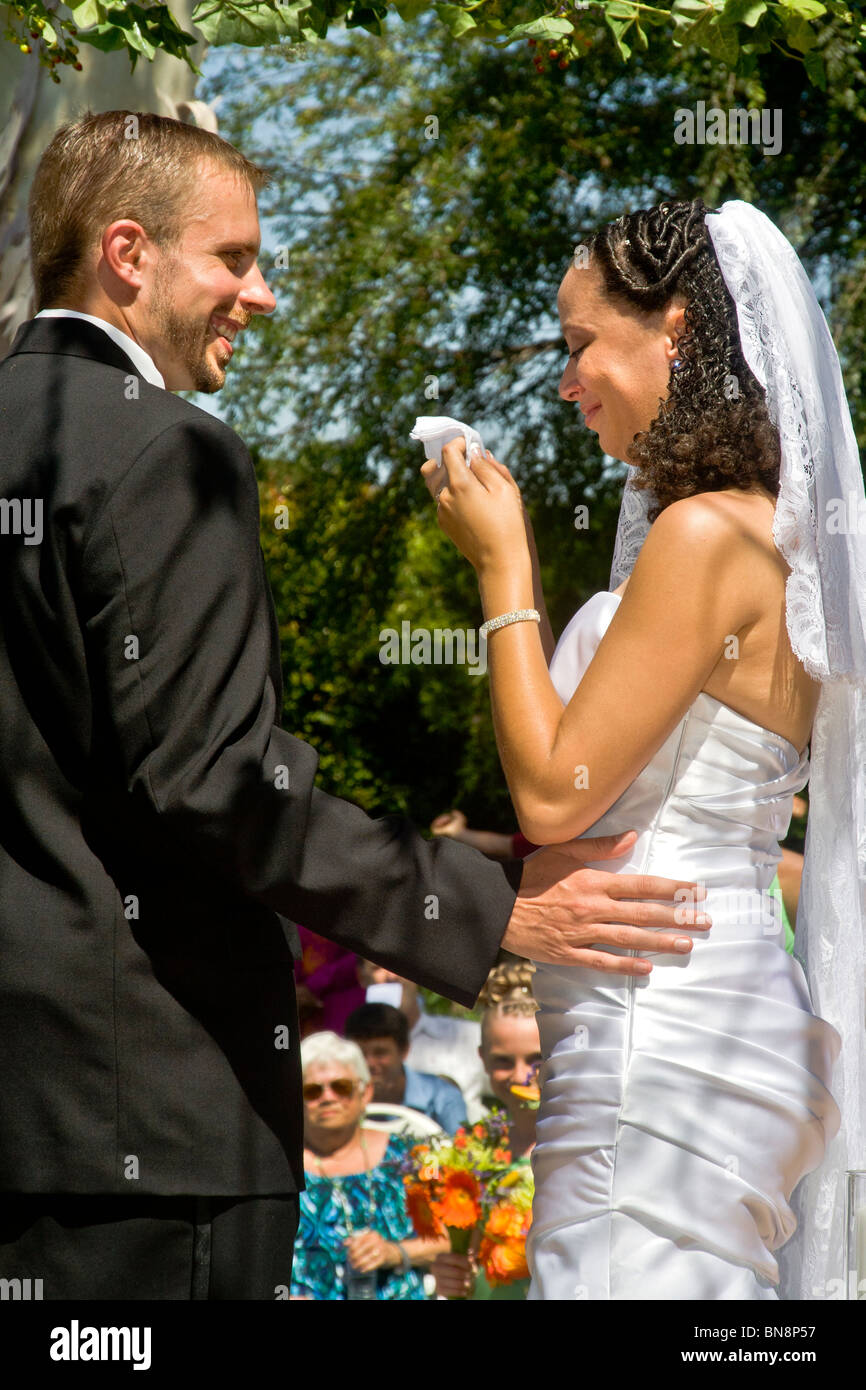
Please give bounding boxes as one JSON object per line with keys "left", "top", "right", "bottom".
{"left": 362, "top": 1102, "right": 443, "bottom": 1139}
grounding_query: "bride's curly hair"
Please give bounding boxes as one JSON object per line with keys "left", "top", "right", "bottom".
{"left": 584, "top": 197, "right": 781, "bottom": 521}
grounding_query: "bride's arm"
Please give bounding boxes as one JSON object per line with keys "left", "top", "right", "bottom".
{"left": 427, "top": 444, "right": 759, "bottom": 846}
{"left": 523, "top": 509, "right": 556, "bottom": 665}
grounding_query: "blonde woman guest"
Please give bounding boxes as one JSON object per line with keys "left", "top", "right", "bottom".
{"left": 432, "top": 963, "right": 541, "bottom": 1301}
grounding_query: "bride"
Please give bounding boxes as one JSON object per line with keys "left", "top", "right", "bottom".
{"left": 421, "top": 198, "right": 866, "bottom": 1300}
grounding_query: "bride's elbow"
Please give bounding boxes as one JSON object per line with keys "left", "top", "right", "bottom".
{"left": 516, "top": 797, "right": 596, "bottom": 847}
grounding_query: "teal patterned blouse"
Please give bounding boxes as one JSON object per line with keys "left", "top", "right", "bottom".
{"left": 290, "top": 1133, "right": 426, "bottom": 1301}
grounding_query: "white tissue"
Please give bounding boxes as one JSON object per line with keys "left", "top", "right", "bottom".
{"left": 409, "top": 415, "right": 485, "bottom": 468}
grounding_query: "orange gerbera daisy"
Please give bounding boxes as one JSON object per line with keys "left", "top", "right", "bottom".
{"left": 480, "top": 1235, "right": 530, "bottom": 1285}
{"left": 486, "top": 1201, "right": 529, "bottom": 1241}
{"left": 431, "top": 1169, "right": 481, "bottom": 1229}
{"left": 405, "top": 1180, "right": 444, "bottom": 1238}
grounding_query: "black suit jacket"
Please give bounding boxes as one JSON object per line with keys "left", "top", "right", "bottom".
{"left": 0, "top": 316, "right": 522, "bottom": 1196}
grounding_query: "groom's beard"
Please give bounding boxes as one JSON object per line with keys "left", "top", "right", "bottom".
{"left": 149, "top": 256, "right": 231, "bottom": 393}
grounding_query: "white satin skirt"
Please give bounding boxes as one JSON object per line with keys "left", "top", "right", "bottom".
{"left": 527, "top": 888, "right": 841, "bottom": 1300}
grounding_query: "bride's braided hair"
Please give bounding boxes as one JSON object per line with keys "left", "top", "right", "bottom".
{"left": 584, "top": 198, "right": 781, "bottom": 521}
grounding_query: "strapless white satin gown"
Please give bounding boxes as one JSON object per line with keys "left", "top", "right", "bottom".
{"left": 527, "top": 591, "right": 841, "bottom": 1301}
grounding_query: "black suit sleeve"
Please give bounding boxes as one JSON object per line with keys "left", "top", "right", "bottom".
{"left": 80, "top": 412, "right": 522, "bottom": 1005}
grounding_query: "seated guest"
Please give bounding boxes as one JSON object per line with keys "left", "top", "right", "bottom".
{"left": 291, "top": 1032, "right": 447, "bottom": 1300}
{"left": 356, "top": 959, "right": 487, "bottom": 1121}
{"left": 345, "top": 1003, "right": 468, "bottom": 1134}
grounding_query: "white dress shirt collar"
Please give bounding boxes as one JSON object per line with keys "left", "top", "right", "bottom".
{"left": 35, "top": 309, "right": 166, "bottom": 390}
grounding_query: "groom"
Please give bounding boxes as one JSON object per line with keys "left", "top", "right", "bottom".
{"left": 0, "top": 111, "right": 708, "bottom": 1299}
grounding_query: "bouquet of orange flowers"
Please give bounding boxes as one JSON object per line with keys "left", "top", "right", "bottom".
{"left": 401, "top": 1109, "right": 534, "bottom": 1291}
{"left": 478, "top": 1162, "right": 533, "bottom": 1286}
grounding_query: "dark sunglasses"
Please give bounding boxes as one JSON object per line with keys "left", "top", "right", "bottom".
{"left": 303, "top": 1078, "right": 358, "bottom": 1102}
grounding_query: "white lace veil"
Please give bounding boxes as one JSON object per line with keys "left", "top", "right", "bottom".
{"left": 608, "top": 199, "right": 866, "bottom": 1300}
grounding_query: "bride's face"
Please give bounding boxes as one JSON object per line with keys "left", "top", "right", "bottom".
{"left": 557, "top": 260, "right": 685, "bottom": 464}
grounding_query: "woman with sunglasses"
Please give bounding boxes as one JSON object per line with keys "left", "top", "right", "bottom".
{"left": 290, "top": 1032, "right": 449, "bottom": 1300}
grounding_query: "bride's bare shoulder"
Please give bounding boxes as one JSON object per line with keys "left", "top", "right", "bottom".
{"left": 663, "top": 486, "right": 775, "bottom": 523}
{"left": 656, "top": 488, "right": 780, "bottom": 572}
{"left": 641, "top": 489, "right": 764, "bottom": 556}
{"left": 617, "top": 488, "right": 780, "bottom": 614}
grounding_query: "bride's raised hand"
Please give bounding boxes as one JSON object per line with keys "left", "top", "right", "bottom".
{"left": 420, "top": 437, "right": 527, "bottom": 573}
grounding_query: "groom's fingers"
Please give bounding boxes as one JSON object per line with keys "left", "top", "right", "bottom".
{"left": 565, "top": 948, "right": 663, "bottom": 975}
{"left": 605, "top": 874, "right": 712, "bottom": 928}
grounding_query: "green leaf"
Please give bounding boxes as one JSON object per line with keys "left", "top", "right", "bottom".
{"left": 779, "top": 0, "right": 826, "bottom": 17}
{"left": 192, "top": 0, "right": 304, "bottom": 46}
{"left": 306, "top": 6, "right": 334, "bottom": 38}
{"left": 671, "top": 0, "right": 724, "bottom": 30}
{"left": 671, "top": 0, "right": 743, "bottom": 60}
{"left": 392, "top": 0, "right": 428, "bottom": 18}
{"left": 76, "top": 22, "right": 128, "bottom": 51}
{"left": 493, "top": 15, "right": 573, "bottom": 40}
{"left": 434, "top": 3, "right": 478, "bottom": 36}
{"left": 67, "top": 0, "right": 104, "bottom": 20}
{"left": 784, "top": 14, "right": 818, "bottom": 47}
{"left": 803, "top": 45, "right": 827, "bottom": 85}
{"left": 703, "top": 16, "right": 739, "bottom": 60}
{"left": 721, "top": 0, "right": 767, "bottom": 26}
{"left": 605, "top": 11, "right": 633, "bottom": 59}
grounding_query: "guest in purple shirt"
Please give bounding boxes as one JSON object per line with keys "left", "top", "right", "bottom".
{"left": 294, "top": 926, "right": 366, "bottom": 1038}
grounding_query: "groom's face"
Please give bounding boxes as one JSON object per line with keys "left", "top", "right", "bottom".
{"left": 557, "top": 261, "right": 684, "bottom": 465}
{"left": 138, "top": 163, "right": 276, "bottom": 392}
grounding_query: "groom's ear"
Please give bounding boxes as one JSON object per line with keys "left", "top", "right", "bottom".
{"left": 100, "top": 219, "right": 154, "bottom": 295}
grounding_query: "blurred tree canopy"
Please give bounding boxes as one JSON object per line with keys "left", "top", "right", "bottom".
{"left": 200, "top": 14, "right": 865, "bottom": 830}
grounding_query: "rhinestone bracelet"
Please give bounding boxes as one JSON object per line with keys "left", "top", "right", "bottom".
{"left": 479, "top": 608, "right": 541, "bottom": 639}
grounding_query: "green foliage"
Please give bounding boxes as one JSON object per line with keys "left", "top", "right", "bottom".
{"left": 2, "top": 0, "right": 200, "bottom": 78}
{"left": 4, "top": 0, "right": 864, "bottom": 84}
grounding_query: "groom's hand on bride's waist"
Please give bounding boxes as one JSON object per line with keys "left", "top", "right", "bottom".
{"left": 501, "top": 829, "right": 711, "bottom": 975}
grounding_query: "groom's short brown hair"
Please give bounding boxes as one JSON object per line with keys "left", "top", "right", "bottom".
{"left": 29, "top": 109, "right": 268, "bottom": 310}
